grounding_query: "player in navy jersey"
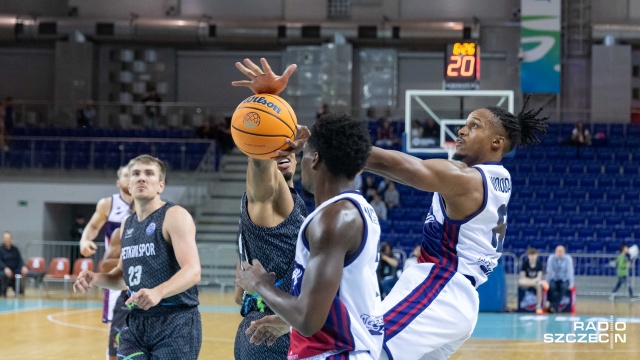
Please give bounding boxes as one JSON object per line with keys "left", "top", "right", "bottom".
{"left": 78, "top": 165, "right": 132, "bottom": 360}
{"left": 231, "top": 58, "right": 309, "bottom": 360}
{"left": 74, "top": 155, "right": 202, "bottom": 359}
{"left": 238, "top": 112, "right": 384, "bottom": 359}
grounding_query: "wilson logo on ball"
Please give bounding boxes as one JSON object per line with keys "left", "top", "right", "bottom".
{"left": 241, "top": 96, "right": 282, "bottom": 115}
{"left": 242, "top": 112, "right": 261, "bottom": 128}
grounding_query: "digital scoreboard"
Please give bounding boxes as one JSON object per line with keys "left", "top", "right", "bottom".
{"left": 444, "top": 42, "right": 480, "bottom": 90}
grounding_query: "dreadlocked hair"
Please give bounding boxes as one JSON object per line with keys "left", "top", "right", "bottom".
{"left": 486, "top": 95, "right": 549, "bottom": 151}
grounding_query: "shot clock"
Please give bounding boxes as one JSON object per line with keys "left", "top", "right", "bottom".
{"left": 444, "top": 42, "right": 480, "bottom": 90}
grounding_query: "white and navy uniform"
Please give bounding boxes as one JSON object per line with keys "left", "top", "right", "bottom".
{"left": 289, "top": 191, "right": 384, "bottom": 360}
{"left": 102, "top": 194, "right": 131, "bottom": 323}
{"left": 381, "top": 162, "right": 510, "bottom": 360}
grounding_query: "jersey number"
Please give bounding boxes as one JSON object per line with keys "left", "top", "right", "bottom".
{"left": 128, "top": 265, "right": 142, "bottom": 286}
{"left": 491, "top": 204, "right": 507, "bottom": 253}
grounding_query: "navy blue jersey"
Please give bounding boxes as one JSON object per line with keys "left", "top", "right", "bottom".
{"left": 121, "top": 202, "right": 199, "bottom": 315}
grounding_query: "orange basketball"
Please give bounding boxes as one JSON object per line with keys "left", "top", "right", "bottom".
{"left": 231, "top": 93, "right": 298, "bottom": 160}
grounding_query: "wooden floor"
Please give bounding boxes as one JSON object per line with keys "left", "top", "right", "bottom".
{"left": 1, "top": 289, "right": 639, "bottom": 359}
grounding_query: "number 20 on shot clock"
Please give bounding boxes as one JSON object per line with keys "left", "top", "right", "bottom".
{"left": 444, "top": 42, "right": 480, "bottom": 90}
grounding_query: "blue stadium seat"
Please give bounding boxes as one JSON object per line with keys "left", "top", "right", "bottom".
{"left": 560, "top": 200, "right": 578, "bottom": 213}
{"left": 624, "top": 187, "right": 640, "bottom": 201}
{"left": 528, "top": 176, "right": 544, "bottom": 187}
{"left": 586, "top": 240, "right": 604, "bottom": 253}
{"left": 586, "top": 164, "right": 602, "bottom": 174}
{"left": 610, "top": 124, "right": 625, "bottom": 137}
{"left": 553, "top": 189, "right": 569, "bottom": 200}
{"left": 589, "top": 191, "right": 606, "bottom": 200}
{"left": 571, "top": 189, "right": 587, "bottom": 200}
{"left": 613, "top": 203, "right": 632, "bottom": 213}
{"left": 631, "top": 177, "right": 640, "bottom": 188}
{"left": 595, "top": 203, "right": 612, "bottom": 213}
{"left": 509, "top": 237, "right": 528, "bottom": 252}
{"left": 544, "top": 200, "right": 560, "bottom": 213}
{"left": 568, "top": 163, "right": 584, "bottom": 174}
{"left": 604, "top": 163, "right": 621, "bottom": 175}
{"left": 522, "top": 227, "right": 538, "bottom": 237}
{"left": 580, "top": 176, "right": 597, "bottom": 188}
{"left": 532, "top": 213, "right": 549, "bottom": 225}
{"left": 568, "top": 214, "right": 585, "bottom": 226}
{"left": 587, "top": 213, "right": 605, "bottom": 226}
{"left": 562, "top": 176, "right": 579, "bottom": 187}
{"left": 529, "top": 238, "right": 548, "bottom": 252}
{"left": 603, "top": 241, "right": 619, "bottom": 254}
{"left": 550, "top": 212, "right": 567, "bottom": 225}
{"left": 597, "top": 177, "right": 614, "bottom": 188}
{"left": 396, "top": 185, "right": 412, "bottom": 196}
{"left": 410, "top": 222, "right": 424, "bottom": 234}
{"left": 546, "top": 175, "right": 563, "bottom": 187}
{"left": 518, "top": 163, "right": 534, "bottom": 173}
{"left": 393, "top": 221, "right": 412, "bottom": 234}
{"left": 105, "top": 151, "right": 122, "bottom": 169}
{"left": 615, "top": 228, "right": 632, "bottom": 239}
{"left": 597, "top": 148, "right": 615, "bottom": 161}
{"left": 558, "top": 227, "right": 576, "bottom": 239}
{"left": 578, "top": 199, "right": 595, "bottom": 212}
{"left": 623, "top": 163, "right": 638, "bottom": 175}
{"left": 595, "top": 227, "right": 614, "bottom": 239}
{"left": 579, "top": 147, "right": 596, "bottom": 159}
{"left": 540, "top": 227, "right": 557, "bottom": 238}
{"left": 550, "top": 163, "right": 567, "bottom": 173}
{"left": 536, "top": 188, "right": 553, "bottom": 199}
{"left": 548, "top": 237, "right": 566, "bottom": 250}
{"left": 516, "top": 188, "right": 534, "bottom": 199}
{"left": 607, "top": 191, "right": 624, "bottom": 201}
{"left": 613, "top": 151, "right": 630, "bottom": 162}
{"left": 402, "top": 196, "right": 419, "bottom": 208}
{"left": 379, "top": 220, "right": 392, "bottom": 234}
{"left": 625, "top": 213, "right": 640, "bottom": 226}
{"left": 513, "top": 213, "right": 531, "bottom": 225}
{"left": 404, "top": 210, "right": 424, "bottom": 222}
{"left": 567, "top": 240, "right": 585, "bottom": 253}
{"left": 575, "top": 227, "right": 592, "bottom": 239}
{"left": 388, "top": 208, "right": 405, "bottom": 221}
{"left": 605, "top": 214, "right": 623, "bottom": 227}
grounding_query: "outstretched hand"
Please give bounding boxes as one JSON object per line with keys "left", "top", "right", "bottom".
{"left": 231, "top": 58, "right": 297, "bottom": 96}
{"left": 245, "top": 314, "right": 290, "bottom": 346}
{"left": 274, "top": 125, "right": 311, "bottom": 158}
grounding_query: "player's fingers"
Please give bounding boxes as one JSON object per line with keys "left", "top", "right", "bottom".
{"left": 243, "top": 58, "right": 264, "bottom": 75}
{"left": 297, "top": 125, "right": 311, "bottom": 138}
{"left": 280, "top": 64, "right": 298, "bottom": 80}
{"left": 250, "top": 327, "right": 269, "bottom": 345}
{"left": 231, "top": 80, "right": 253, "bottom": 87}
{"left": 89, "top": 243, "right": 97, "bottom": 250}
{"left": 260, "top": 58, "right": 273, "bottom": 75}
{"left": 235, "top": 62, "right": 256, "bottom": 78}
{"left": 241, "top": 261, "right": 252, "bottom": 270}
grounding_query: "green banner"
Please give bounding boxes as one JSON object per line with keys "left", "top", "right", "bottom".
{"left": 520, "top": 0, "right": 561, "bottom": 93}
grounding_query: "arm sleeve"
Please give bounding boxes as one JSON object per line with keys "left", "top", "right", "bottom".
{"left": 545, "top": 256, "right": 554, "bottom": 282}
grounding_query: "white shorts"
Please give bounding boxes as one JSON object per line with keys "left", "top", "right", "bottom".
{"left": 380, "top": 263, "right": 479, "bottom": 360}
{"left": 103, "top": 289, "right": 122, "bottom": 322}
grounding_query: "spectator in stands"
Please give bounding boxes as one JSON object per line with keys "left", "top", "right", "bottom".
{"left": 410, "top": 119, "right": 424, "bottom": 147}
{"left": 76, "top": 100, "right": 96, "bottom": 128}
{"left": 545, "top": 245, "right": 574, "bottom": 312}
{"left": 422, "top": 117, "right": 440, "bottom": 146}
{"left": 370, "top": 192, "right": 387, "bottom": 221}
{"left": 377, "top": 177, "right": 391, "bottom": 195}
{"left": 519, "top": 248, "right": 544, "bottom": 314}
{"left": 610, "top": 244, "right": 634, "bottom": 300}
{"left": 403, "top": 245, "right": 421, "bottom": 271}
{"left": 196, "top": 119, "right": 215, "bottom": 139}
{"left": 213, "top": 116, "right": 234, "bottom": 154}
{"left": 562, "top": 120, "right": 591, "bottom": 146}
{"left": 70, "top": 215, "right": 86, "bottom": 242}
{"left": 142, "top": 87, "right": 162, "bottom": 128}
{"left": 377, "top": 242, "right": 399, "bottom": 299}
{"left": 362, "top": 175, "right": 377, "bottom": 202}
{"left": 375, "top": 118, "right": 397, "bottom": 148}
{"left": 384, "top": 181, "right": 400, "bottom": 209}
{"left": 0, "top": 231, "right": 28, "bottom": 297}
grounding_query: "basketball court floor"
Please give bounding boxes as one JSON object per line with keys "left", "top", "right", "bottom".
{"left": 1, "top": 289, "right": 638, "bottom": 359}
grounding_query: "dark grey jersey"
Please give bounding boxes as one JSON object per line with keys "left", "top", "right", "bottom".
{"left": 122, "top": 202, "right": 199, "bottom": 315}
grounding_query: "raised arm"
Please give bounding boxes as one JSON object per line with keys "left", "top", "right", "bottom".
{"left": 365, "top": 147, "right": 482, "bottom": 197}
{"left": 238, "top": 201, "right": 362, "bottom": 336}
{"left": 80, "top": 197, "right": 111, "bottom": 256}
{"left": 246, "top": 158, "right": 293, "bottom": 226}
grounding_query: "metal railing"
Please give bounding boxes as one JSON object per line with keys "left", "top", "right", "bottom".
{"left": 178, "top": 141, "right": 219, "bottom": 209}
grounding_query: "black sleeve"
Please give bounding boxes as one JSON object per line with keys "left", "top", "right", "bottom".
{"left": 535, "top": 262, "right": 543, "bottom": 273}
{"left": 0, "top": 251, "right": 5, "bottom": 270}
{"left": 520, "top": 258, "right": 529, "bottom": 272}
{"left": 16, "top": 248, "right": 24, "bottom": 269}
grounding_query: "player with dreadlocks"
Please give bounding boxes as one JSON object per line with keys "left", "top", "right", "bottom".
{"left": 361, "top": 97, "right": 548, "bottom": 360}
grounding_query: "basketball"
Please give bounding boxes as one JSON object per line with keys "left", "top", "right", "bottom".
{"left": 231, "top": 93, "right": 297, "bottom": 160}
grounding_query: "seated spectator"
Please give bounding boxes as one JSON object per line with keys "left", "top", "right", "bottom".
{"left": 361, "top": 175, "right": 377, "bottom": 202}
{"left": 562, "top": 120, "right": 591, "bottom": 146}
{"left": 519, "top": 248, "right": 544, "bottom": 314}
{"left": 410, "top": 119, "right": 424, "bottom": 146}
{"left": 377, "top": 177, "right": 391, "bottom": 195}
{"left": 375, "top": 118, "right": 397, "bottom": 148}
{"left": 403, "top": 245, "right": 421, "bottom": 271}
{"left": 76, "top": 100, "right": 96, "bottom": 128}
{"left": 384, "top": 181, "right": 400, "bottom": 209}
{"left": 370, "top": 193, "right": 387, "bottom": 221}
{"left": 377, "top": 242, "right": 399, "bottom": 299}
{"left": 545, "top": 245, "right": 574, "bottom": 313}
{"left": 0, "top": 231, "right": 28, "bottom": 297}
{"left": 422, "top": 118, "right": 440, "bottom": 147}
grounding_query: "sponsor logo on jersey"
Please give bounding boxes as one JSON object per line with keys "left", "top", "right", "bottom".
{"left": 121, "top": 243, "right": 156, "bottom": 259}
{"left": 124, "top": 228, "right": 134, "bottom": 238}
{"left": 361, "top": 314, "right": 384, "bottom": 335}
{"left": 145, "top": 222, "right": 156, "bottom": 236}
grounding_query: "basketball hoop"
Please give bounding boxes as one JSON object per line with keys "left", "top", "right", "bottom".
{"left": 443, "top": 141, "right": 456, "bottom": 160}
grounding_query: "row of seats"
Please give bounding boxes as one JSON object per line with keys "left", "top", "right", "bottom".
{"left": 25, "top": 256, "right": 94, "bottom": 279}
{"left": 10, "top": 140, "right": 211, "bottom": 153}
{"left": 506, "top": 237, "right": 634, "bottom": 255}
{"left": 10, "top": 127, "right": 197, "bottom": 139}
{"left": 512, "top": 188, "right": 639, "bottom": 201}
{"left": 510, "top": 175, "right": 640, "bottom": 188}
{"left": 509, "top": 224, "right": 636, "bottom": 238}
{"left": 506, "top": 161, "right": 638, "bottom": 175}
{"left": 512, "top": 146, "right": 640, "bottom": 161}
